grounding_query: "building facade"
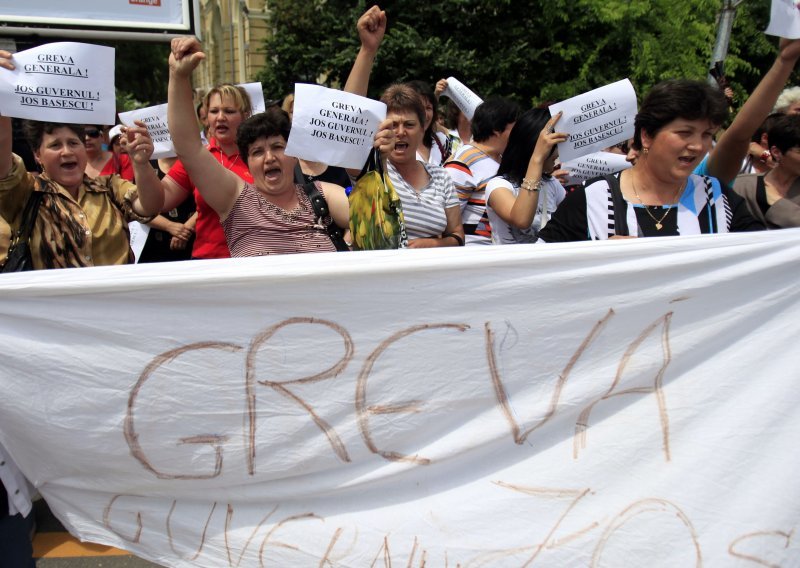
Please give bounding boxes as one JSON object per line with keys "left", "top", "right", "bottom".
{"left": 194, "top": 0, "right": 270, "bottom": 95}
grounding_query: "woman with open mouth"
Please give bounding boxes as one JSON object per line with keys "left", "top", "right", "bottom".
{"left": 160, "top": 83, "right": 254, "bottom": 260}
{"left": 0, "top": 50, "right": 165, "bottom": 270}
{"left": 538, "top": 79, "right": 764, "bottom": 242}
{"left": 380, "top": 83, "right": 465, "bottom": 248}
{"left": 167, "top": 34, "right": 393, "bottom": 257}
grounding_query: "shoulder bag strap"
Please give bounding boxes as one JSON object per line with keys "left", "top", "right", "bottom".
{"left": 2, "top": 190, "right": 44, "bottom": 273}
{"left": 301, "top": 181, "right": 349, "bottom": 252}
{"left": 293, "top": 163, "right": 306, "bottom": 185}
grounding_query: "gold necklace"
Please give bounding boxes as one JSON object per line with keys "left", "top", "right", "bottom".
{"left": 630, "top": 176, "right": 685, "bottom": 231}
{"left": 215, "top": 150, "right": 240, "bottom": 171}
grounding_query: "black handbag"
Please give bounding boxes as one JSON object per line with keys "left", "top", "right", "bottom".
{"left": 2, "top": 191, "right": 44, "bottom": 273}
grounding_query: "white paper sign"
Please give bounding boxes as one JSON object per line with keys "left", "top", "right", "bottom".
{"left": 0, "top": 231, "right": 799, "bottom": 567}
{"left": 285, "top": 84, "right": 387, "bottom": 169}
{"left": 442, "top": 77, "right": 484, "bottom": 121}
{"left": 118, "top": 104, "right": 176, "bottom": 160}
{"left": 239, "top": 81, "right": 266, "bottom": 114}
{"left": 0, "top": 42, "right": 116, "bottom": 124}
{"left": 562, "top": 151, "right": 632, "bottom": 185}
{"left": 549, "top": 79, "right": 637, "bottom": 163}
{"left": 766, "top": 0, "right": 800, "bottom": 39}
{"left": 127, "top": 221, "right": 150, "bottom": 263}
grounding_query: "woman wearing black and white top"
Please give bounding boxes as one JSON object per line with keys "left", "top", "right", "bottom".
{"left": 538, "top": 80, "right": 763, "bottom": 243}
{"left": 485, "top": 109, "right": 567, "bottom": 244}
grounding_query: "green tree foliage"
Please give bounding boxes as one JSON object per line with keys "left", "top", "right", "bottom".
{"left": 257, "top": 0, "right": 788, "bottom": 106}
{"left": 112, "top": 41, "right": 171, "bottom": 109}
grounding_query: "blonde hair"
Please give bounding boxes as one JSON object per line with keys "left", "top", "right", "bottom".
{"left": 203, "top": 84, "right": 253, "bottom": 118}
{"left": 281, "top": 94, "right": 294, "bottom": 115}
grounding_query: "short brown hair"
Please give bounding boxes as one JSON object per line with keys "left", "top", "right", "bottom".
{"left": 23, "top": 121, "right": 85, "bottom": 153}
{"left": 380, "top": 84, "right": 426, "bottom": 126}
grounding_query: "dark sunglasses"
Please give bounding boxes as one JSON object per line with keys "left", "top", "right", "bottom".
{"left": 615, "top": 141, "right": 630, "bottom": 153}
{"left": 85, "top": 129, "right": 103, "bottom": 139}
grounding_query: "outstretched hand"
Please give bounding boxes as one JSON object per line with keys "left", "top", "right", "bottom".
{"left": 532, "top": 111, "right": 568, "bottom": 164}
{"left": 169, "top": 36, "right": 206, "bottom": 77}
{"left": 124, "top": 120, "right": 155, "bottom": 165}
{"left": 357, "top": 6, "right": 386, "bottom": 53}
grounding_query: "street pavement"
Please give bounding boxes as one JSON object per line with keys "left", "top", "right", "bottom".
{"left": 32, "top": 500, "right": 160, "bottom": 568}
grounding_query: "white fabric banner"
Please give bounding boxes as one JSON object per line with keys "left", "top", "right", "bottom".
{"left": 549, "top": 79, "right": 637, "bottom": 163}
{"left": 0, "top": 42, "right": 116, "bottom": 124}
{"left": 1, "top": 231, "right": 799, "bottom": 567}
{"left": 285, "top": 84, "right": 387, "bottom": 169}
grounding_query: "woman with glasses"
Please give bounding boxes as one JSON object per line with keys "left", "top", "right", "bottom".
{"left": 83, "top": 124, "right": 134, "bottom": 181}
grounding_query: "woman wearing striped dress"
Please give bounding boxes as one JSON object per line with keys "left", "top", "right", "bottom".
{"left": 167, "top": 36, "right": 394, "bottom": 257}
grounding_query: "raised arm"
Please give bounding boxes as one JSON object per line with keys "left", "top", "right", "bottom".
{"left": 344, "top": 6, "right": 386, "bottom": 97}
{"left": 488, "top": 112, "right": 567, "bottom": 229}
{"left": 168, "top": 37, "right": 242, "bottom": 218}
{"left": 706, "top": 38, "right": 800, "bottom": 186}
{"left": 124, "top": 120, "right": 164, "bottom": 216}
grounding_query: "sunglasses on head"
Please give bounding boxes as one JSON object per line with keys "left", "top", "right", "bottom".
{"left": 85, "top": 129, "right": 103, "bottom": 138}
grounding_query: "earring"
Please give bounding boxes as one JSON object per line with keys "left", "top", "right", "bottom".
{"left": 642, "top": 147, "right": 649, "bottom": 156}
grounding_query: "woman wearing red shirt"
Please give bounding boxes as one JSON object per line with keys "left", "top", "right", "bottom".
{"left": 161, "top": 84, "right": 253, "bottom": 259}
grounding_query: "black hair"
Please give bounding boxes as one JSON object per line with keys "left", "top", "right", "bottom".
{"left": 767, "top": 113, "right": 800, "bottom": 154}
{"left": 754, "top": 112, "right": 784, "bottom": 145}
{"left": 497, "top": 109, "right": 553, "bottom": 185}
{"left": 633, "top": 79, "right": 728, "bottom": 151}
{"left": 471, "top": 97, "right": 521, "bottom": 143}
{"left": 23, "top": 121, "right": 85, "bottom": 153}
{"left": 236, "top": 107, "right": 291, "bottom": 164}
{"left": 444, "top": 99, "right": 461, "bottom": 130}
{"left": 406, "top": 80, "right": 438, "bottom": 149}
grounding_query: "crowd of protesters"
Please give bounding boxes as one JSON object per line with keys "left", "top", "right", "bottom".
{"left": 2, "top": 5, "right": 800, "bottom": 564}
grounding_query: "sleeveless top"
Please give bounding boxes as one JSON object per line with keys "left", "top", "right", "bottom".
{"left": 222, "top": 182, "right": 337, "bottom": 257}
